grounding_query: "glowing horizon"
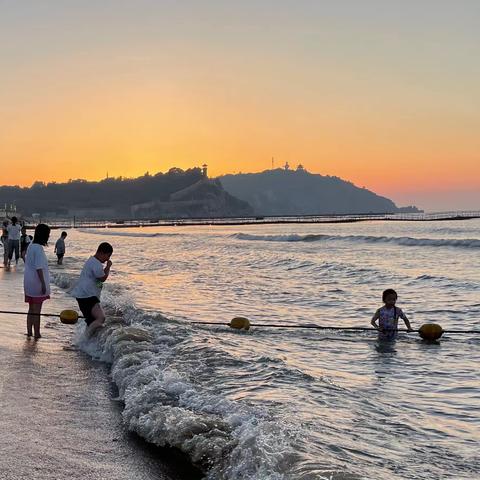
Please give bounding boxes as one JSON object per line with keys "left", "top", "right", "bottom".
{"left": 1, "top": 1, "right": 479, "bottom": 210}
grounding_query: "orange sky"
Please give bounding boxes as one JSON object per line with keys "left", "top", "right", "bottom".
{"left": 1, "top": 2, "right": 479, "bottom": 209}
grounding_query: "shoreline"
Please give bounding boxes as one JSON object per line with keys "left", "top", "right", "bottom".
{"left": 0, "top": 265, "right": 203, "bottom": 480}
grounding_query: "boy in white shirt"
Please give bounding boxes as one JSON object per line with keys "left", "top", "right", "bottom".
{"left": 71, "top": 242, "right": 113, "bottom": 337}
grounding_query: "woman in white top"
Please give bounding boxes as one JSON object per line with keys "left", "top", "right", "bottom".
{"left": 24, "top": 223, "right": 51, "bottom": 339}
{"left": 7, "top": 216, "right": 22, "bottom": 267}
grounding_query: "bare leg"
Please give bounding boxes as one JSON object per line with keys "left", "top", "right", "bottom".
{"left": 27, "top": 303, "right": 42, "bottom": 338}
{"left": 3, "top": 241, "right": 8, "bottom": 266}
{"left": 86, "top": 303, "right": 106, "bottom": 338}
{"left": 7, "top": 240, "right": 13, "bottom": 267}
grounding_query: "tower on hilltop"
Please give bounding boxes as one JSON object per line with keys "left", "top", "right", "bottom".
{"left": 202, "top": 164, "right": 208, "bottom": 177}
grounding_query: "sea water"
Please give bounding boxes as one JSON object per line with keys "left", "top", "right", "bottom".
{"left": 51, "top": 219, "right": 480, "bottom": 479}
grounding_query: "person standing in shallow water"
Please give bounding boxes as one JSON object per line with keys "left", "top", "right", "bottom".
{"left": 54, "top": 231, "right": 67, "bottom": 265}
{"left": 7, "top": 216, "right": 22, "bottom": 267}
{"left": 23, "top": 224, "right": 51, "bottom": 339}
{"left": 371, "top": 288, "right": 413, "bottom": 341}
{"left": 20, "top": 226, "right": 32, "bottom": 262}
{"left": 1, "top": 221, "right": 8, "bottom": 267}
{"left": 71, "top": 242, "right": 113, "bottom": 338}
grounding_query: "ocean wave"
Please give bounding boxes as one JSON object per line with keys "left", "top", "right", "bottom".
{"left": 51, "top": 271, "right": 76, "bottom": 291}
{"left": 71, "top": 298, "right": 300, "bottom": 480}
{"left": 78, "top": 229, "right": 181, "bottom": 238}
{"left": 233, "top": 233, "right": 480, "bottom": 249}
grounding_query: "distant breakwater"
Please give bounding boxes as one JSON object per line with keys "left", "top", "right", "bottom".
{"left": 24, "top": 210, "right": 480, "bottom": 229}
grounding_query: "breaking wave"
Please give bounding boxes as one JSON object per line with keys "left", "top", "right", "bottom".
{"left": 69, "top": 292, "right": 302, "bottom": 480}
{"left": 233, "top": 233, "right": 480, "bottom": 249}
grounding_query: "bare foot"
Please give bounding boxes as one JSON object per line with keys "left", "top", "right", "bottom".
{"left": 86, "top": 324, "right": 104, "bottom": 339}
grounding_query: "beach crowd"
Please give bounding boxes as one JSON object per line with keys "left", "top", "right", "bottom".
{"left": 2, "top": 220, "right": 112, "bottom": 340}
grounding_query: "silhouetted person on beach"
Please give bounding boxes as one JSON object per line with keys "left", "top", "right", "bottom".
{"left": 7, "top": 216, "right": 22, "bottom": 267}
{"left": 54, "top": 231, "right": 67, "bottom": 265}
{"left": 20, "top": 226, "right": 32, "bottom": 262}
{"left": 23, "top": 224, "right": 51, "bottom": 339}
{"left": 72, "top": 242, "right": 113, "bottom": 338}
{"left": 1, "top": 220, "right": 8, "bottom": 267}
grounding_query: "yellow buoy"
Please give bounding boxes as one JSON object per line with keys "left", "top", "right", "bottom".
{"left": 60, "top": 309, "right": 79, "bottom": 325}
{"left": 418, "top": 323, "right": 443, "bottom": 341}
{"left": 229, "top": 317, "right": 251, "bottom": 331}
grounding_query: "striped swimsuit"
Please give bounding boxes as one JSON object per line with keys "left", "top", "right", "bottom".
{"left": 378, "top": 306, "right": 403, "bottom": 340}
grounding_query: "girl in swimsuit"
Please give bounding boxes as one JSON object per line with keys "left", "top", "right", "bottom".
{"left": 371, "top": 289, "right": 413, "bottom": 340}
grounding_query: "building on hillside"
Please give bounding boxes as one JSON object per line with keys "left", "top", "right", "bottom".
{"left": 0, "top": 203, "right": 19, "bottom": 219}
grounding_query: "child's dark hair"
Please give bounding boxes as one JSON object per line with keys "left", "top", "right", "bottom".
{"left": 11, "top": 216, "right": 18, "bottom": 225}
{"left": 382, "top": 288, "right": 398, "bottom": 302}
{"left": 97, "top": 242, "right": 113, "bottom": 254}
{"left": 33, "top": 224, "right": 51, "bottom": 246}
{"left": 61, "top": 231, "right": 68, "bottom": 237}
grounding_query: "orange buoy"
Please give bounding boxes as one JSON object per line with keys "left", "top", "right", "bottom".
{"left": 229, "top": 317, "right": 251, "bottom": 331}
{"left": 60, "top": 309, "right": 79, "bottom": 325}
{"left": 418, "top": 323, "right": 443, "bottom": 341}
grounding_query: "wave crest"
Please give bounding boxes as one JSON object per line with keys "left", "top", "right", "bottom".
{"left": 72, "top": 304, "right": 298, "bottom": 479}
{"left": 233, "top": 233, "right": 480, "bottom": 249}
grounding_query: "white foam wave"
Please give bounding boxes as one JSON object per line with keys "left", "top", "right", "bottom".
{"left": 234, "top": 233, "right": 480, "bottom": 249}
{"left": 72, "top": 300, "right": 298, "bottom": 479}
{"left": 51, "top": 271, "right": 76, "bottom": 291}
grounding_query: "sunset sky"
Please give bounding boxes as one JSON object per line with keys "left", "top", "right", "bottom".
{"left": 1, "top": 1, "right": 479, "bottom": 210}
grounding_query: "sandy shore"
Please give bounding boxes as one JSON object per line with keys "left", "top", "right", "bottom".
{"left": 0, "top": 264, "right": 202, "bottom": 480}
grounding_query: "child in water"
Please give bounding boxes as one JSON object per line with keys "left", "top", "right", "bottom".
{"left": 71, "top": 242, "right": 113, "bottom": 337}
{"left": 23, "top": 224, "right": 51, "bottom": 339}
{"left": 20, "top": 226, "right": 32, "bottom": 262}
{"left": 371, "top": 289, "right": 413, "bottom": 340}
{"left": 54, "top": 231, "right": 68, "bottom": 264}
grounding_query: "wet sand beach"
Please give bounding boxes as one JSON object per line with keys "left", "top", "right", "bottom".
{"left": 0, "top": 265, "right": 202, "bottom": 480}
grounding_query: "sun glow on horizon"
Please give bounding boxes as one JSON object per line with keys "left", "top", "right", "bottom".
{"left": 1, "top": 1, "right": 479, "bottom": 210}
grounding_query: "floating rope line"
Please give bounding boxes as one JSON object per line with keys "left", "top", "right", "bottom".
{"left": 192, "top": 317, "right": 480, "bottom": 341}
{"left": 0, "top": 310, "right": 479, "bottom": 340}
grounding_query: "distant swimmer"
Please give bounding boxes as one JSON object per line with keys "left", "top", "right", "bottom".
{"left": 371, "top": 288, "right": 413, "bottom": 340}
{"left": 20, "top": 226, "right": 32, "bottom": 262}
{"left": 54, "top": 231, "right": 68, "bottom": 265}
{"left": 71, "top": 242, "right": 113, "bottom": 338}
{"left": 23, "top": 224, "right": 51, "bottom": 339}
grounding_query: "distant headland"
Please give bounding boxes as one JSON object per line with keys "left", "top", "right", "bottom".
{"left": 219, "top": 166, "right": 420, "bottom": 215}
{"left": 0, "top": 165, "right": 420, "bottom": 221}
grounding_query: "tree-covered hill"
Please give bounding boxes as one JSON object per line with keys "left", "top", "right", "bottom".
{"left": 0, "top": 168, "right": 252, "bottom": 218}
{"left": 219, "top": 168, "right": 419, "bottom": 215}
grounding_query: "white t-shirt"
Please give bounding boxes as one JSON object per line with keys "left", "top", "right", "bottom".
{"left": 71, "top": 256, "right": 105, "bottom": 299}
{"left": 24, "top": 243, "right": 50, "bottom": 297}
{"left": 7, "top": 224, "right": 21, "bottom": 241}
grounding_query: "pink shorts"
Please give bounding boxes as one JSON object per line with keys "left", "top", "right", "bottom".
{"left": 25, "top": 295, "right": 50, "bottom": 304}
